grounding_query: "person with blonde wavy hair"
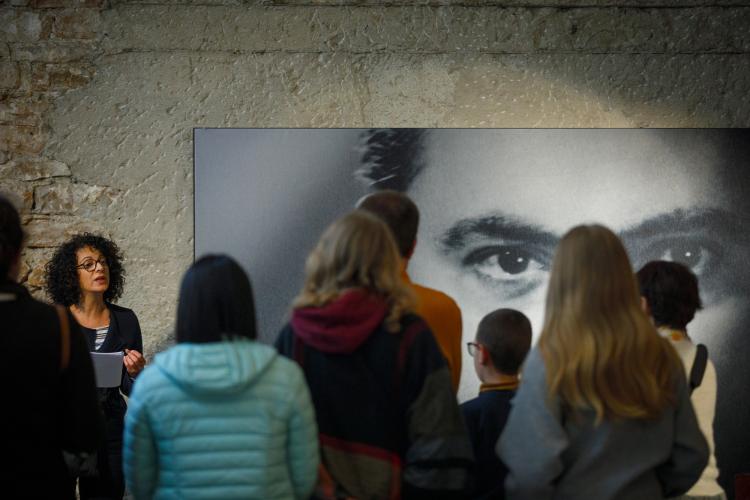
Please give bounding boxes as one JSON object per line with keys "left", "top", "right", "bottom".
{"left": 498, "top": 224, "right": 709, "bottom": 500}
{"left": 275, "top": 210, "right": 473, "bottom": 500}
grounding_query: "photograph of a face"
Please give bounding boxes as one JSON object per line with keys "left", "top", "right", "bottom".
{"left": 194, "top": 128, "right": 750, "bottom": 492}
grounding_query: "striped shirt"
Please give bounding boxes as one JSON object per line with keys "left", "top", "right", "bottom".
{"left": 93, "top": 326, "right": 109, "bottom": 350}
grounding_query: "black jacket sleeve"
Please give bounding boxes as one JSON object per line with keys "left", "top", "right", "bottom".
{"left": 60, "top": 311, "right": 105, "bottom": 453}
{"left": 274, "top": 325, "right": 295, "bottom": 359}
{"left": 112, "top": 306, "right": 144, "bottom": 397}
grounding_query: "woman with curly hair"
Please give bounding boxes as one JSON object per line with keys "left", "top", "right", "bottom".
{"left": 45, "top": 233, "right": 145, "bottom": 500}
{"left": 275, "top": 210, "right": 473, "bottom": 499}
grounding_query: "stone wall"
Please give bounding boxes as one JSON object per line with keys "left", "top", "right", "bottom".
{"left": 2, "top": 0, "right": 749, "bottom": 356}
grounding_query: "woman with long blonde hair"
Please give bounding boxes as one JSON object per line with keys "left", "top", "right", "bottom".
{"left": 498, "top": 224, "right": 708, "bottom": 500}
{"left": 276, "top": 210, "right": 473, "bottom": 500}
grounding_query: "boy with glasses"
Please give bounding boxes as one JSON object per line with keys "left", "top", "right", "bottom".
{"left": 461, "top": 308, "right": 531, "bottom": 499}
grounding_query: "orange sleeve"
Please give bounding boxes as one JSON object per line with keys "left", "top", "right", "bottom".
{"left": 437, "top": 299, "right": 462, "bottom": 392}
{"left": 413, "top": 287, "right": 463, "bottom": 393}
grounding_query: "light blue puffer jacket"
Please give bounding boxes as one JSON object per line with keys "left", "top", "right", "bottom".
{"left": 123, "top": 340, "right": 319, "bottom": 500}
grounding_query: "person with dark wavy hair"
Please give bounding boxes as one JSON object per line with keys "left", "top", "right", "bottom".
{"left": 46, "top": 234, "right": 125, "bottom": 308}
{"left": 45, "top": 233, "right": 145, "bottom": 500}
{"left": 637, "top": 261, "right": 725, "bottom": 499}
{"left": 2, "top": 195, "right": 103, "bottom": 499}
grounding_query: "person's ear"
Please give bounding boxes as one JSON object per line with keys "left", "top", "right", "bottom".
{"left": 640, "top": 296, "right": 650, "bottom": 315}
{"left": 480, "top": 345, "right": 490, "bottom": 366}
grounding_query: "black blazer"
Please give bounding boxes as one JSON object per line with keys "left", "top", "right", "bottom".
{"left": 82, "top": 303, "right": 143, "bottom": 401}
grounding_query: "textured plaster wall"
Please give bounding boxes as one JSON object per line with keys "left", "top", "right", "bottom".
{"left": 1, "top": 0, "right": 750, "bottom": 356}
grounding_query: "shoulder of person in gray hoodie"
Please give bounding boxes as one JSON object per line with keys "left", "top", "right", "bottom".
{"left": 497, "top": 347, "right": 708, "bottom": 500}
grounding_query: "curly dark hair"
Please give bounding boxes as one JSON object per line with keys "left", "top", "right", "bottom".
{"left": 45, "top": 233, "right": 125, "bottom": 306}
{"left": 636, "top": 260, "right": 703, "bottom": 331}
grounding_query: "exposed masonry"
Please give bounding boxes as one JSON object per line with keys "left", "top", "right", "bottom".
{"left": 1, "top": 0, "right": 749, "bottom": 357}
{"left": 1, "top": 2, "right": 109, "bottom": 296}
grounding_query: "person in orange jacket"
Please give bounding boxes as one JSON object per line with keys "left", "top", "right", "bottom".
{"left": 358, "top": 190, "right": 463, "bottom": 392}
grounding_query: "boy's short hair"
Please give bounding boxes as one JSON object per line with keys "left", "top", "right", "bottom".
{"left": 636, "top": 260, "right": 703, "bottom": 330}
{"left": 476, "top": 308, "right": 532, "bottom": 375}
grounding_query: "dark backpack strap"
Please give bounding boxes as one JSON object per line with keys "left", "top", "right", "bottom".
{"left": 293, "top": 334, "right": 305, "bottom": 367}
{"left": 689, "top": 344, "right": 708, "bottom": 394}
{"left": 55, "top": 305, "right": 71, "bottom": 371}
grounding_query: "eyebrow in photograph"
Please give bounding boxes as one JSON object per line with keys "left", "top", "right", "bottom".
{"left": 619, "top": 208, "right": 747, "bottom": 241}
{"left": 438, "top": 215, "right": 559, "bottom": 253}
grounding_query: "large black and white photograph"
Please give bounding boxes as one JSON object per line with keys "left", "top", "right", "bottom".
{"left": 195, "top": 128, "right": 750, "bottom": 495}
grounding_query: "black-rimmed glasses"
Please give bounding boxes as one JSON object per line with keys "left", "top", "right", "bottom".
{"left": 76, "top": 258, "right": 108, "bottom": 273}
{"left": 467, "top": 342, "right": 481, "bottom": 357}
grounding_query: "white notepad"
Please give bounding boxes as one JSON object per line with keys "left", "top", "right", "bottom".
{"left": 91, "top": 351, "right": 123, "bottom": 388}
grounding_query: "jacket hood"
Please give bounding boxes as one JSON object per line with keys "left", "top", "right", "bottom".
{"left": 154, "top": 339, "right": 277, "bottom": 396}
{"left": 291, "top": 289, "right": 389, "bottom": 354}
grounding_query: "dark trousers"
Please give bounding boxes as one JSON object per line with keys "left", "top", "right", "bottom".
{"left": 79, "top": 395, "right": 125, "bottom": 500}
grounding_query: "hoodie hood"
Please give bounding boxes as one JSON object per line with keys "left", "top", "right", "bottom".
{"left": 291, "top": 289, "right": 389, "bottom": 354}
{"left": 154, "top": 339, "right": 277, "bottom": 396}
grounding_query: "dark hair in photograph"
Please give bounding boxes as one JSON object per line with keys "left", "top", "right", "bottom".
{"left": 0, "top": 195, "right": 24, "bottom": 279}
{"left": 357, "top": 190, "right": 420, "bottom": 257}
{"left": 637, "top": 260, "right": 703, "bottom": 331}
{"left": 476, "top": 308, "right": 532, "bottom": 375}
{"left": 176, "top": 255, "right": 257, "bottom": 343}
{"left": 357, "top": 129, "right": 426, "bottom": 191}
{"left": 45, "top": 233, "right": 125, "bottom": 306}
